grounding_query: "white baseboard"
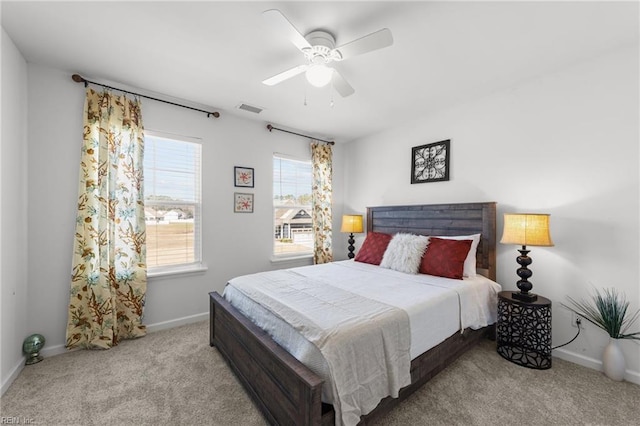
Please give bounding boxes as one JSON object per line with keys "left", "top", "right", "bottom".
{"left": 1, "top": 356, "right": 25, "bottom": 396}
{"left": 38, "top": 312, "right": 210, "bottom": 360}
{"left": 145, "top": 312, "right": 208, "bottom": 333}
{"left": 41, "top": 343, "right": 74, "bottom": 358}
{"left": 553, "top": 348, "right": 640, "bottom": 385}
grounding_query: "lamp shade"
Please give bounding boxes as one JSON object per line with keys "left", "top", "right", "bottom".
{"left": 500, "top": 213, "right": 554, "bottom": 247}
{"left": 340, "top": 215, "right": 364, "bottom": 233}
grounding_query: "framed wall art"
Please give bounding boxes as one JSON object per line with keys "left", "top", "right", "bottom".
{"left": 411, "top": 139, "right": 450, "bottom": 184}
{"left": 234, "top": 192, "right": 254, "bottom": 213}
{"left": 234, "top": 166, "right": 254, "bottom": 188}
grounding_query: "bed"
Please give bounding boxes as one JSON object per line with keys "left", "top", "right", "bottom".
{"left": 209, "top": 202, "right": 497, "bottom": 425}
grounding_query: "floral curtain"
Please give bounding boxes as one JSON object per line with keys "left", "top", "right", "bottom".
{"left": 311, "top": 141, "right": 333, "bottom": 264}
{"left": 66, "top": 88, "right": 147, "bottom": 349}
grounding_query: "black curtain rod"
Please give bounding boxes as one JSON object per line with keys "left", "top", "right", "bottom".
{"left": 72, "top": 74, "right": 220, "bottom": 118}
{"left": 266, "top": 124, "right": 335, "bottom": 145}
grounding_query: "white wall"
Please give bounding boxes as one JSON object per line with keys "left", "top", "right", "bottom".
{"left": 1, "top": 28, "right": 29, "bottom": 393}
{"left": 345, "top": 45, "right": 640, "bottom": 380}
{"left": 24, "top": 64, "right": 346, "bottom": 355}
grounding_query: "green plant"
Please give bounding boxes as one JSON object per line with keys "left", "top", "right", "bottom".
{"left": 563, "top": 287, "right": 640, "bottom": 340}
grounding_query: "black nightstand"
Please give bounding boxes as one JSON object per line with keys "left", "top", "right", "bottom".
{"left": 496, "top": 291, "right": 552, "bottom": 369}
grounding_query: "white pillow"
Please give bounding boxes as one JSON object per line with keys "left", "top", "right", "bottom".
{"left": 435, "top": 234, "right": 481, "bottom": 277}
{"left": 380, "top": 233, "right": 429, "bottom": 274}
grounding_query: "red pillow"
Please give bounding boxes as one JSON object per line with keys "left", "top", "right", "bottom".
{"left": 354, "top": 232, "right": 393, "bottom": 265}
{"left": 419, "top": 237, "right": 472, "bottom": 279}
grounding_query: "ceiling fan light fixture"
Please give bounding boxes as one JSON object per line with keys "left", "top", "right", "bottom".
{"left": 305, "top": 65, "right": 333, "bottom": 87}
{"left": 262, "top": 10, "right": 392, "bottom": 97}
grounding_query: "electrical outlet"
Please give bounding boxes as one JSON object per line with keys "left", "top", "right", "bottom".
{"left": 571, "top": 313, "right": 584, "bottom": 329}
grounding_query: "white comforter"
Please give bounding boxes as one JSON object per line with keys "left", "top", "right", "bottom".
{"left": 223, "top": 260, "right": 500, "bottom": 426}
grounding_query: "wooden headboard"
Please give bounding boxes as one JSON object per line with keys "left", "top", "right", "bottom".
{"left": 366, "top": 202, "right": 497, "bottom": 280}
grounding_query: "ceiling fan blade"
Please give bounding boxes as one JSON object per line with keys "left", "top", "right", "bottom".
{"left": 334, "top": 28, "right": 393, "bottom": 61}
{"left": 262, "top": 64, "right": 308, "bottom": 86}
{"left": 332, "top": 70, "right": 355, "bottom": 97}
{"left": 262, "top": 9, "right": 311, "bottom": 52}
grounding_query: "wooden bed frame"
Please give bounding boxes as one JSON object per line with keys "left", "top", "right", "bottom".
{"left": 210, "top": 202, "right": 497, "bottom": 425}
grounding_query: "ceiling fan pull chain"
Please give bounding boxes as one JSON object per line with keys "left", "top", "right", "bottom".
{"left": 330, "top": 79, "right": 335, "bottom": 108}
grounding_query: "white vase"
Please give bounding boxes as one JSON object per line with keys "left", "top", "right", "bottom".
{"left": 602, "top": 338, "right": 626, "bottom": 381}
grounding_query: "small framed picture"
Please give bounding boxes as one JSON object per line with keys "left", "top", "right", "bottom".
{"left": 234, "top": 192, "right": 254, "bottom": 213}
{"left": 234, "top": 166, "right": 254, "bottom": 187}
{"left": 411, "top": 139, "right": 450, "bottom": 184}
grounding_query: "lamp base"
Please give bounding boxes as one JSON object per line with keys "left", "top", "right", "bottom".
{"left": 347, "top": 233, "right": 356, "bottom": 259}
{"left": 512, "top": 291, "right": 538, "bottom": 303}
{"left": 512, "top": 246, "right": 537, "bottom": 303}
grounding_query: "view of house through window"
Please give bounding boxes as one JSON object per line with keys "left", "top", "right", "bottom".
{"left": 144, "top": 132, "right": 202, "bottom": 271}
{"left": 273, "top": 154, "right": 313, "bottom": 257}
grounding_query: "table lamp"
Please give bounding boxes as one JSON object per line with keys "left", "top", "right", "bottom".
{"left": 341, "top": 214, "right": 363, "bottom": 259}
{"left": 500, "top": 213, "right": 554, "bottom": 302}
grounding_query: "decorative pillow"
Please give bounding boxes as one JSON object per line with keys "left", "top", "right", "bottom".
{"left": 435, "top": 233, "right": 481, "bottom": 277}
{"left": 354, "top": 232, "right": 393, "bottom": 265}
{"left": 419, "top": 237, "right": 473, "bottom": 279}
{"left": 379, "top": 233, "right": 429, "bottom": 274}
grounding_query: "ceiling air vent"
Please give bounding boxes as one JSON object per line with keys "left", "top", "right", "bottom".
{"left": 236, "top": 103, "right": 264, "bottom": 114}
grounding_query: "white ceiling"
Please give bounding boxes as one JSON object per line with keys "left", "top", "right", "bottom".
{"left": 2, "top": 1, "right": 638, "bottom": 143}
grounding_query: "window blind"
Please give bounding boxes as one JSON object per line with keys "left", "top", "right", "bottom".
{"left": 144, "top": 133, "right": 202, "bottom": 270}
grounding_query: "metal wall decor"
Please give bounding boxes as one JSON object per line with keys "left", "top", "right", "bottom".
{"left": 411, "top": 139, "right": 450, "bottom": 184}
{"left": 234, "top": 166, "right": 254, "bottom": 187}
{"left": 234, "top": 192, "right": 254, "bottom": 213}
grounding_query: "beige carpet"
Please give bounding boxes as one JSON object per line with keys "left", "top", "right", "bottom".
{"left": 1, "top": 320, "right": 639, "bottom": 425}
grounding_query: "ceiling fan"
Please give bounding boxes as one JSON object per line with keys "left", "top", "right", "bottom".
{"left": 261, "top": 9, "right": 393, "bottom": 97}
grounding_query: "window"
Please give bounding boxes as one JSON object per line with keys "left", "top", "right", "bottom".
{"left": 273, "top": 154, "right": 313, "bottom": 258}
{"left": 144, "top": 132, "right": 202, "bottom": 273}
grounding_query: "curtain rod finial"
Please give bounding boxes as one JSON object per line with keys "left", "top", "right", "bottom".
{"left": 267, "top": 124, "right": 273, "bottom": 132}
{"left": 72, "top": 74, "right": 88, "bottom": 87}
